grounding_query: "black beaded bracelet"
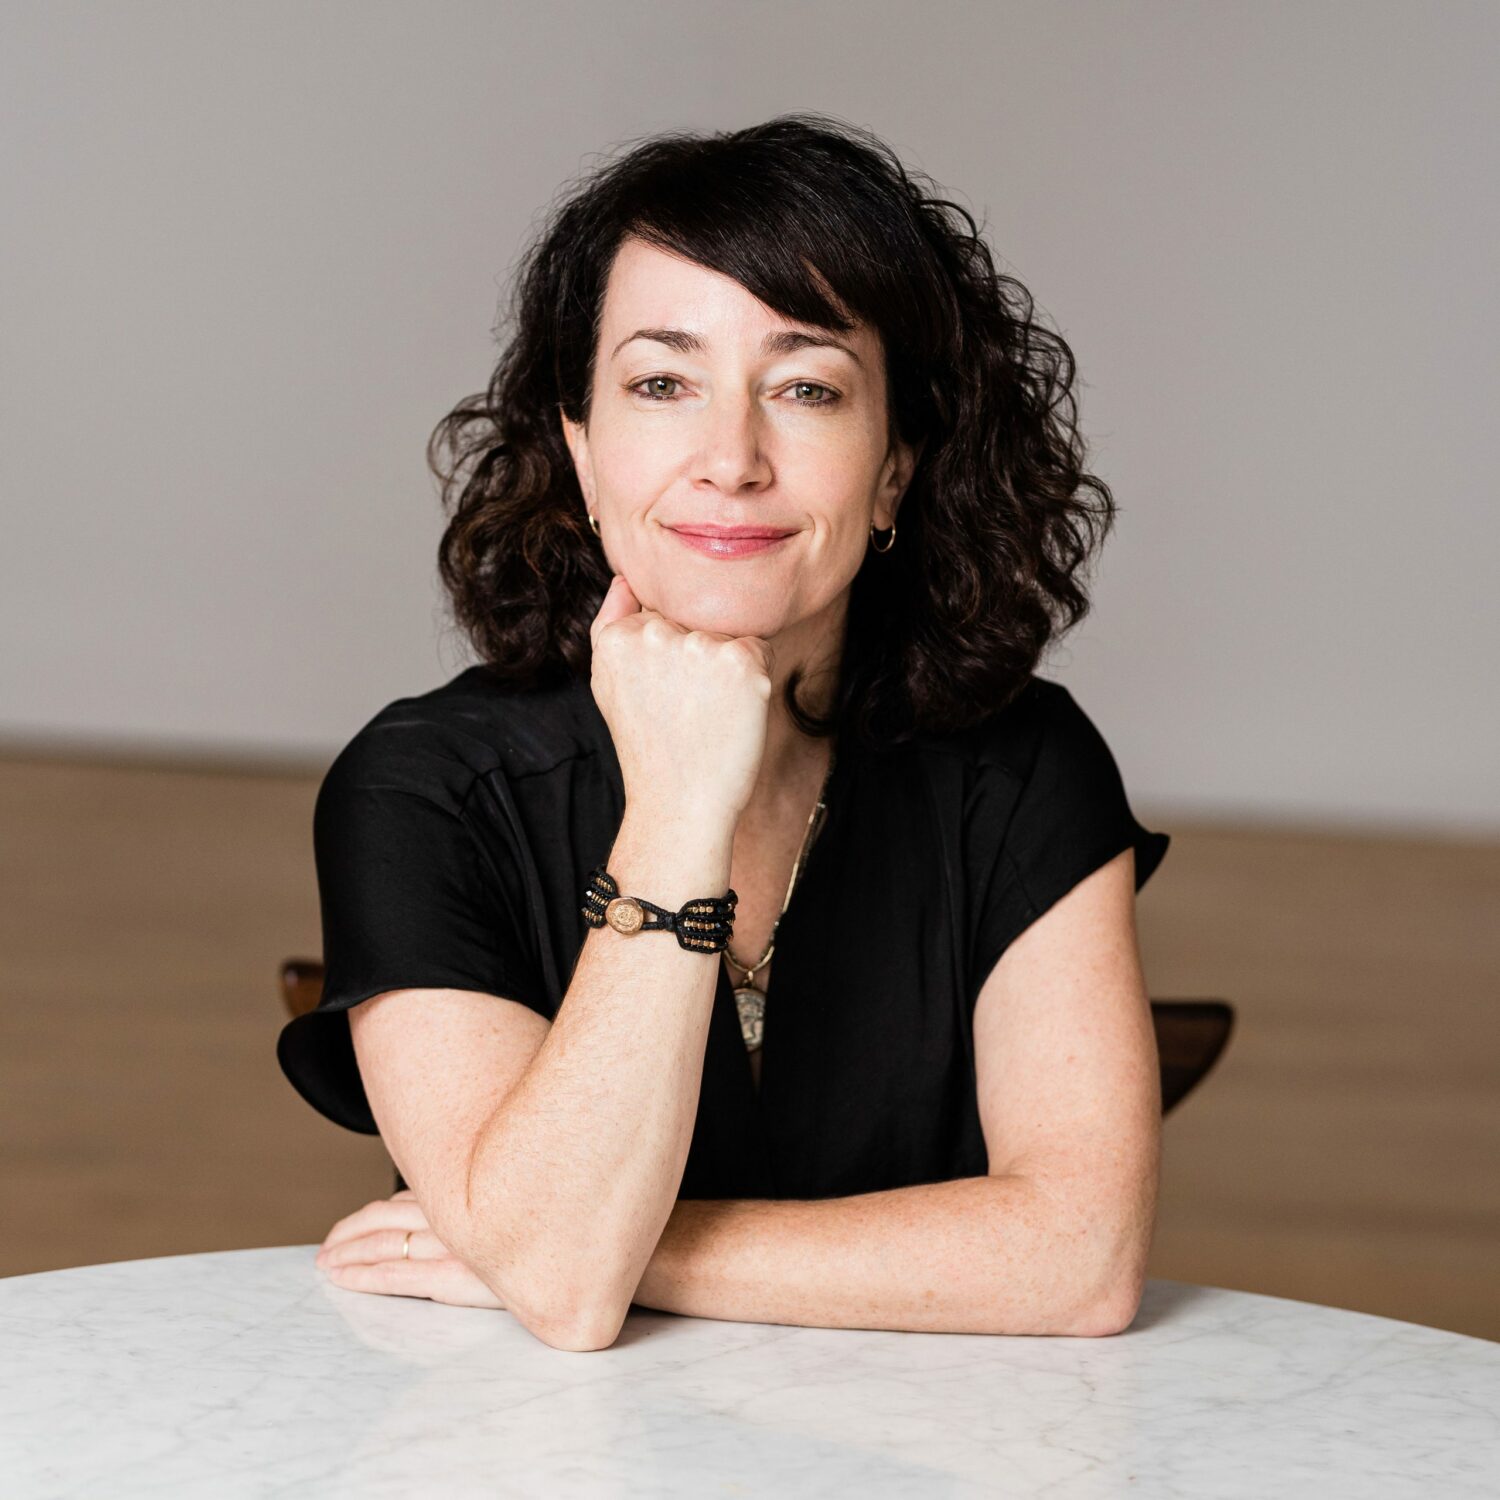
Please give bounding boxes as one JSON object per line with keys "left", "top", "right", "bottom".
{"left": 580, "top": 864, "right": 738, "bottom": 953}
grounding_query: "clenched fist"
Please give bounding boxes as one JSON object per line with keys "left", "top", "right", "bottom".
{"left": 589, "top": 573, "right": 774, "bottom": 822}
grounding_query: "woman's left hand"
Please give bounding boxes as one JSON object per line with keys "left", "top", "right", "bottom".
{"left": 315, "top": 1188, "right": 505, "bottom": 1309}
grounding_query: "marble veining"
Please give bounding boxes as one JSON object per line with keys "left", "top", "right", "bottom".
{"left": 1, "top": 1247, "right": 1497, "bottom": 1497}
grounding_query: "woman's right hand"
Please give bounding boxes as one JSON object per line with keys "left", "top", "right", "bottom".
{"left": 588, "top": 573, "right": 772, "bottom": 821}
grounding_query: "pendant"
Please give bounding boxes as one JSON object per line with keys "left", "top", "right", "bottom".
{"left": 733, "top": 983, "right": 766, "bottom": 1051}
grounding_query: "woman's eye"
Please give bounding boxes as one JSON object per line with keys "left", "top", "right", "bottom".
{"left": 630, "top": 376, "right": 681, "bottom": 402}
{"left": 787, "top": 381, "right": 839, "bottom": 406}
{"left": 627, "top": 377, "right": 840, "bottom": 407}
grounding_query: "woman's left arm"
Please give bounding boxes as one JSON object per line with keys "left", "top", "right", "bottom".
{"left": 634, "top": 846, "right": 1160, "bottom": 1337}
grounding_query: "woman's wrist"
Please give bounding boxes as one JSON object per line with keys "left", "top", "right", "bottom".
{"left": 610, "top": 804, "right": 736, "bottom": 913}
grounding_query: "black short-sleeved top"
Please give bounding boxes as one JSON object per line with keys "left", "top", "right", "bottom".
{"left": 277, "top": 665, "right": 1170, "bottom": 1200}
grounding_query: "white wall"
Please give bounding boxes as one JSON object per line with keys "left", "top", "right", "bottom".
{"left": 2, "top": 0, "right": 1496, "bottom": 834}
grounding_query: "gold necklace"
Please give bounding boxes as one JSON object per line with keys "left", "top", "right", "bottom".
{"left": 725, "top": 745, "right": 837, "bottom": 1053}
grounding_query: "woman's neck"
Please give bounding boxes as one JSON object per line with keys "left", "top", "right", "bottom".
{"left": 749, "top": 719, "right": 835, "bottom": 823}
{"left": 750, "top": 614, "right": 843, "bottom": 815}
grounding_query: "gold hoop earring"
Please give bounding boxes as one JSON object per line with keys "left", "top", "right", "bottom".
{"left": 587, "top": 512, "right": 600, "bottom": 536}
{"left": 869, "top": 519, "right": 897, "bottom": 553}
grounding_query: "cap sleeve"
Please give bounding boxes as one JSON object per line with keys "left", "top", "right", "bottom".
{"left": 276, "top": 746, "right": 552, "bottom": 1135}
{"left": 969, "top": 682, "right": 1171, "bottom": 991}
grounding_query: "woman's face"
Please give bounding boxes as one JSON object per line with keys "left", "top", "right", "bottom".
{"left": 560, "top": 236, "right": 918, "bottom": 648}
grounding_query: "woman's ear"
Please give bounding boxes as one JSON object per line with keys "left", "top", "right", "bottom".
{"left": 559, "top": 407, "right": 595, "bottom": 506}
{"left": 878, "top": 434, "right": 925, "bottom": 527}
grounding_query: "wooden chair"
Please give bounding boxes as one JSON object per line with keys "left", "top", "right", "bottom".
{"left": 279, "top": 959, "right": 1235, "bottom": 1192}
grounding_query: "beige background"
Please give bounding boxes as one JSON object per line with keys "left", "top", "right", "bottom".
{"left": 3, "top": 0, "right": 1497, "bottom": 832}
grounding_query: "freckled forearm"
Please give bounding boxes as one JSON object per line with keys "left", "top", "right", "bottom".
{"left": 628, "top": 1175, "right": 1120, "bottom": 1336}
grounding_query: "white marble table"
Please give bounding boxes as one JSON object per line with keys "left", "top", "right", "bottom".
{"left": 1, "top": 1246, "right": 1497, "bottom": 1497}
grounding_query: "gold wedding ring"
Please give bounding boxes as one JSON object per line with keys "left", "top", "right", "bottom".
{"left": 402, "top": 1230, "right": 413, "bottom": 1260}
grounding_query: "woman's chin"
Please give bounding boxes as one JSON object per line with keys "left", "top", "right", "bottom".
{"left": 648, "top": 581, "right": 782, "bottom": 639}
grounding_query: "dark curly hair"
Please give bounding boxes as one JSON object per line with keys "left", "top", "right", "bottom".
{"left": 430, "top": 111, "right": 1117, "bottom": 749}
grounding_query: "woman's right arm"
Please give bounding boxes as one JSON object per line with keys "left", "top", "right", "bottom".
{"left": 349, "top": 575, "right": 771, "bottom": 1351}
{"left": 351, "top": 805, "right": 732, "bottom": 1351}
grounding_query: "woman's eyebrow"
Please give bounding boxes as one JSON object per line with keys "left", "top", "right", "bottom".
{"left": 610, "top": 326, "right": 862, "bottom": 367}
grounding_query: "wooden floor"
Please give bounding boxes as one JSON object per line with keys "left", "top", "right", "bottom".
{"left": 2, "top": 751, "right": 1496, "bottom": 1341}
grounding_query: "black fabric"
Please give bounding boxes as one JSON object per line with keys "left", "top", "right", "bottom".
{"left": 277, "top": 665, "right": 1170, "bottom": 1199}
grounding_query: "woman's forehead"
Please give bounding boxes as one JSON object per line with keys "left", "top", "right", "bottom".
{"left": 601, "top": 243, "right": 877, "bottom": 370}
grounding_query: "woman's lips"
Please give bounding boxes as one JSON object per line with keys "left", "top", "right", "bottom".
{"left": 666, "top": 526, "right": 797, "bottom": 558}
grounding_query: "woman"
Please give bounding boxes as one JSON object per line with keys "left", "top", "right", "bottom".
{"left": 279, "top": 113, "right": 1171, "bottom": 1352}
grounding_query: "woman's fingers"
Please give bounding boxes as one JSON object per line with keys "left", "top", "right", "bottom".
{"left": 313, "top": 1188, "right": 507, "bottom": 1309}
{"left": 588, "top": 574, "right": 639, "bottom": 647}
{"left": 323, "top": 1254, "right": 506, "bottom": 1310}
{"left": 318, "top": 1195, "right": 430, "bottom": 1254}
{"left": 318, "top": 1225, "right": 437, "bottom": 1268}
